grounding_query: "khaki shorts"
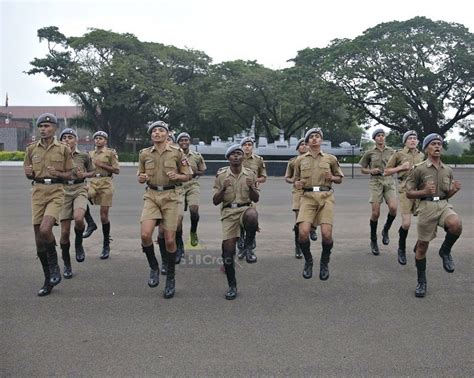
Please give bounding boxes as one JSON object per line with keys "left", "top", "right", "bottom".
{"left": 369, "top": 178, "right": 396, "bottom": 204}
{"left": 416, "top": 200, "right": 457, "bottom": 242}
{"left": 292, "top": 190, "right": 302, "bottom": 211}
{"left": 220, "top": 205, "right": 253, "bottom": 240}
{"left": 177, "top": 191, "right": 185, "bottom": 217}
{"left": 140, "top": 188, "right": 180, "bottom": 231}
{"left": 89, "top": 177, "right": 114, "bottom": 207}
{"left": 399, "top": 191, "right": 415, "bottom": 215}
{"left": 183, "top": 182, "right": 201, "bottom": 209}
{"left": 296, "top": 191, "right": 335, "bottom": 227}
{"left": 60, "top": 184, "right": 88, "bottom": 221}
{"left": 31, "top": 184, "right": 65, "bottom": 225}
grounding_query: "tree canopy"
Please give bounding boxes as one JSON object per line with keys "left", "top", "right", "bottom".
{"left": 28, "top": 17, "right": 473, "bottom": 150}
{"left": 293, "top": 17, "right": 473, "bottom": 139}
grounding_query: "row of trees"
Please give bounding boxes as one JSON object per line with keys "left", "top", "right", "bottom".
{"left": 28, "top": 17, "right": 473, "bottom": 150}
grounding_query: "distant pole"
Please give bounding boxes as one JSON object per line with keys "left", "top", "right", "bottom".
{"left": 351, "top": 145, "right": 355, "bottom": 179}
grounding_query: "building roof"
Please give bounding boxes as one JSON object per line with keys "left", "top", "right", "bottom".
{"left": 0, "top": 106, "right": 82, "bottom": 119}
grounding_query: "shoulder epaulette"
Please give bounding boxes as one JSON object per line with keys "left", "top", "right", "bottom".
{"left": 217, "top": 167, "right": 228, "bottom": 175}
{"left": 139, "top": 146, "right": 152, "bottom": 154}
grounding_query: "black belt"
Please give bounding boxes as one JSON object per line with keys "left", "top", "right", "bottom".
{"left": 223, "top": 202, "right": 251, "bottom": 209}
{"left": 371, "top": 173, "right": 384, "bottom": 177}
{"left": 32, "top": 178, "right": 63, "bottom": 185}
{"left": 64, "top": 178, "right": 86, "bottom": 185}
{"left": 147, "top": 184, "right": 181, "bottom": 191}
{"left": 94, "top": 173, "right": 112, "bottom": 177}
{"left": 303, "top": 186, "right": 332, "bottom": 192}
{"left": 420, "top": 196, "right": 446, "bottom": 202}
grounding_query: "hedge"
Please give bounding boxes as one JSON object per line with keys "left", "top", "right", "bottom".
{"left": 0, "top": 151, "right": 25, "bottom": 161}
{"left": 1, "top": 151, "right": 473, "bottom": 164}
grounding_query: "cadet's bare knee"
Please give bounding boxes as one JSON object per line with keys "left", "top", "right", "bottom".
{"left": 445, "top": 215, "right": 462, "bottom": 235}
{"left": 74, "top": 217, "right": 85, "bottom": 229}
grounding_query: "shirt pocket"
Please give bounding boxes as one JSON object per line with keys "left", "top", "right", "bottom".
{"left": 164, "top": 161, "right": 176, "bottom": 173}
{"left": 50, "top": 154, "right": 64, "bottom": 171}
{"left": 441, "top": 176, "right": 451, "bottom": 192}
{"left": 32, "top": 155, "right": 43, "bottom": 171}
{"left": 300, "top": 162, "right": 312, "bottom": 179}
{"left": 144, "top": 160, "right": 155, "bottom": 176}
{"left": 318, "top": 162, "right": 330, "bottom": 171}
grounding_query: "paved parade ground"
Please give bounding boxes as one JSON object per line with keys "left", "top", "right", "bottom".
{"left": 1, "top": 166, "right": 473, "bottom": 376}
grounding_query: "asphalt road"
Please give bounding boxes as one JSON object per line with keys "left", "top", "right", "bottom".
{"left": 1, "top": 166, "right": 473, "bottom": 376}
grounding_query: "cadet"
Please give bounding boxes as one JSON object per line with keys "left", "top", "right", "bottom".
{"left": 384, "top": 130, "right": 424, "bottom": 265}
{"left": 285, "top": 138, "right": 318, "bottom": 259}
{"left": 23, "top": 113, "right": 73, "bottom": 296}
{"left": 293, "top": 128, "right": 343, "bottom": 281}
{"left": 213, "top": 144, "right": 260, "bottom": 300}
{"left": 59, "top": 128, "right": 96, "bottom": 278}
{"left": 138, "top": 121, "right": 192, "bottom": 299}
{"left": 237, "top": 136, "right": 267, "bottom": 262}
{"left": 175, "top": 132, "right": 207, "bottom": 254}
{"left": 359, "top": 129, "right": 397, "bottom": 255}
{"left": 88, "top": 131, "right": 120, "bottom": 259}
{"left": 405, "top": 134, "right": 462, "bottom": 298}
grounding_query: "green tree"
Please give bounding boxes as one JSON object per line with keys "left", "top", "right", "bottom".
{"left": 294, "top": 17, "right": 474, "bottom": 139}
{"left": 27, "top": 27, "right": 210, "bottom": 149}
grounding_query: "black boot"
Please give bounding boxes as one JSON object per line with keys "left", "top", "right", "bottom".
{"left": 37, "top": 249, "right": 54, "bottom": 296}
{"left": 82, "top": 206, "right": 97, "bottom": 238}
{"left": 439, "top": 232, "right": 459, "bottom": 273}
{"left": 397, "top": 227, "right": 408, "bottom": 265}
{"left": 319, "top": 241, "right": 333, "bottom": 281}
{"left": 46, "top": 241, "right": 61, "bottom": 286}
{"left": 300, "top": 240, "right": 313, "bottom": 279}
{"left": 61, "top": 242, "right": 73, "bottom": 279}
{"left": 158, "top": 237, "right": 168, "bottom": 275}
{"left": 310, "top": 228, "right": 318, "bottom": 241}
{"left": 244, "top": 224, "right": 257, "bottom": 263}
{"left": 164, "top": 251, "right": 176, "bottom": 299}
{"left": 100, "top": 223, "right": 111, "bottom": 259}
{"left": 370, "top": 240, "right": 380, "bottom": 255}
{"left": 237, "top": 228, "right": 246, "bottom": 259}
{"left": 415, "top": 258, "right": 427, "bottom": 298}
{"left": 370, "top": 220, "right": 379, "bottom": 255}
{"left": 382, "top": 214, "right": 396, "bottom": 245}
{"left": 175, "top": 230, "right": 184, "bottom": 264}
{"left": 142, "top": 244, "right": 159, "bottom": 287}
{"left": 223, "top": 250, "right": 237, "bottom": 300}
{"left": 294, "top": 226, "right": 302, "bottom": 259}
{"left": 74, "top": 227, "right": 85, "bottom": 262}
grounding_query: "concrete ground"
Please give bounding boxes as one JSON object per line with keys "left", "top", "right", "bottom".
{"left": 1, "top": 166, "right": 472, "bottom": 376}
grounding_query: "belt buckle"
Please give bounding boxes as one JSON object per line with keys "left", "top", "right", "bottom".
{"left": 95, "top": 173, "right": 101, "bottom": 177}
{"left": 68, "top": 180, "right": 74, "bottom": 185}
{"left": 44, "top": 178, "right": 52, "bottom": 184}
{"left": 230, "top": 203, "right": 238, "bottom": 208}
{"left": 157, "top": 185, "right": 164, "bottom": 191}
{"left": 433, "top": 196, "right": 440, "bottom": 201}
{"left": 312, "top": 186, "right": 321, "bottom": 192}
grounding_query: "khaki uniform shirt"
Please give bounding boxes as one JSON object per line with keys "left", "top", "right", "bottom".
{"left": 243, "top": 153, "right": 267, "bottom": 178}
{"left": 404, "top": 159, "right": 454, "bottom": 198}
{"left": 89, "top": 147, "right": 120, "bottom": 177}
{"left": 386, "top": 147, "right": 424, "bottom": 185}
{"left": 24, "top": 138, "right": 73, "bottom": 179}
{"left": 71, "top": 148, "right": 95, "bottom": 180}
{"left": 138, "top": 144, "right": 193, "bottom": 186}
{"left": 359, "top": 145, "right": 395, "bottom": 180}
{"left": 212, "top": 166, "right": 258, "bottom": 210}
{"left": 183, "top": 150, "right": 207, "bottom": 189}
{"left": 293, "top": 151, "right": 344, "bottom": 187}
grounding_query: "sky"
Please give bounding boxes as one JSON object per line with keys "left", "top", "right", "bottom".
{"left": 1, "top": 0, "right": 473, "bottom": 117}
